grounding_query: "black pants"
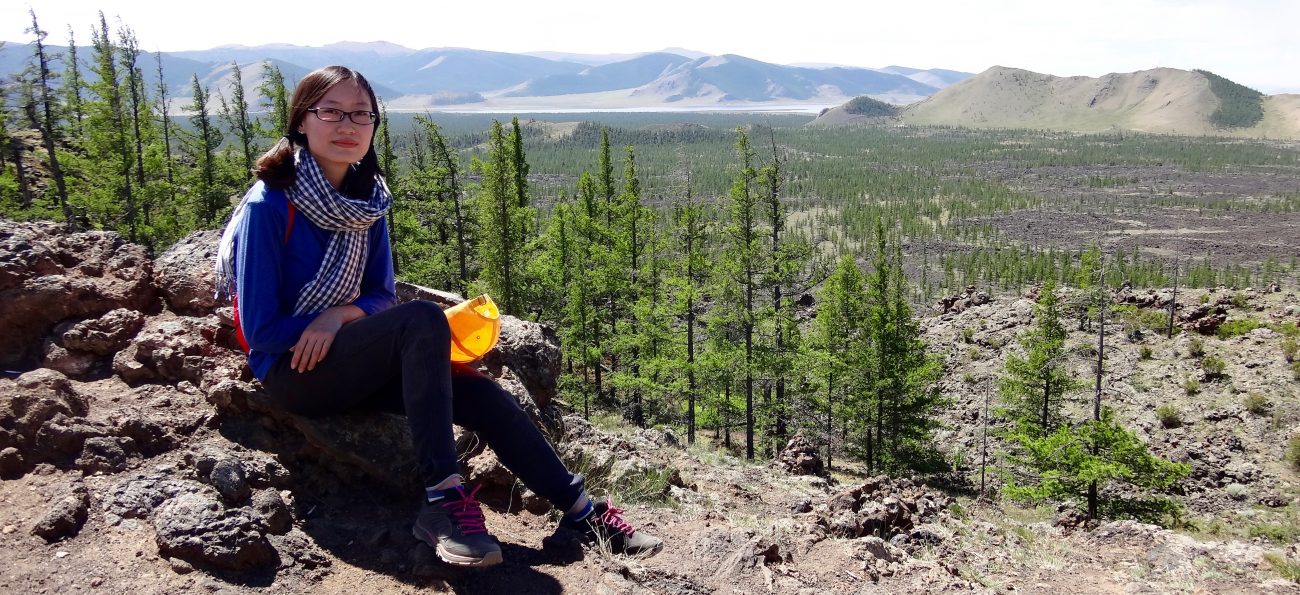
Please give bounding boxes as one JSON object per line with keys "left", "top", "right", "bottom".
{"left": 262, "top": 300, "right": 584, "bottom": 510}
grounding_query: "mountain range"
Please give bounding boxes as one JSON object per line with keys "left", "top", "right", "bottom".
{"left": 0, "top": 41, "right": 969, "bottom": 111}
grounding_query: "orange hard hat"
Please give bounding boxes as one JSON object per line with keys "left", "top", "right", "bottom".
{"left": 444, "top": 294, "right": 501, "bottom": 362}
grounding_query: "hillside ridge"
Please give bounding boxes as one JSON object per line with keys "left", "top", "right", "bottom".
{"left": 894, "top": 65, "right": 1300, "bottom": 139}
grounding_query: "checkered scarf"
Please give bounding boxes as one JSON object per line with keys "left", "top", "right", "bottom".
{"left": 215, "top": 147, "right": 391, "bottom": 317}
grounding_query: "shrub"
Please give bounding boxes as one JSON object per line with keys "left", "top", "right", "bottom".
{"left": 1287, "top": 435, "right": 1300, "bottom": 471}
{"left": 1224, "top": 483, "right": 1249, "bottom": 501}
{"left": 1293, "top": 361, "right": 1300, "bottom": 381}
{"left": 1283, "top": 336, "right": 1298, "bottom": 363}
{"left": 1188, "top": 338, "right": 1205, "bottom": 358}
{"left": 1183, "top": 377, "right": 1201, "bottom": 395}
{"left": 1139, "top": 345, "right": 1153, "bottom": 360}
{"left": 1229, "top": 292, "right": 1250, "bottom": 308}
{"left": 1217, "top": 319, "right": 1265, "bottom": 339}
{"left": 1115, "top": 304, "right": 1175, "bottom": 337}
{"left": 1155, "top": 404, "right": 1183, "bottom": 428}
{"left": 1264, "top": 552, "right": 1300, "bottom": 583}
{"left": 1201, "top": 355, "right": 1226, "bottom": 379}
{"left": 961, "top": 327, "right": 974, "bottom": 343}
{"left": 1243, "top": 392, "right": 1271, "bottom": 415}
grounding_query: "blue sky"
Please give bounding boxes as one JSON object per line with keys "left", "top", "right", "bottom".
{"left": 4, "top": 0, "right": 1297, "bottom": 93}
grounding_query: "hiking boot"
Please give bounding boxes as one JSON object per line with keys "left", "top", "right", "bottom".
{"left": 412, "top": 484, "right": 503, "bottom": 567}
{"left": 561, "top": 498, "right": 663, "bottom": 557}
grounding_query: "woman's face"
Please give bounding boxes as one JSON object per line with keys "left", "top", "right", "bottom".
{"left": 298, "top": 80, "right": 375, "bottom": 187}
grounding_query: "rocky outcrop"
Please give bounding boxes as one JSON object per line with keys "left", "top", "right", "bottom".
{"left": 153, "top": 230, "right": 222, "bottom": 314}
{"left": 775, "top": 432, "right": 826, "bottom": 476}
{"left": 153, "top": 491, "right": 279, "bottom": 572}
{"left": 1180, "top": 303, "right": 1228, "bottom": 335}
{"left": 0, "top": 221, "right": 156, "bottom": 367}
{"left": 30, "top": 481, "right": 90, "bottom": 542}
{"left": 937, "top": 285, "right": 990, "bottom": 315}
{"left": 0, "top": 221, "right": 572, "bottom": 580}
{"left": 820, "top": 476, "right": 954, "bottom": 540}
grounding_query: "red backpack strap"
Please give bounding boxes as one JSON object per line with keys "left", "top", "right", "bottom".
{"left": 283, "top": 201, "right": 296, "bottom": 245}
{"left": 232, "top": 294, "right": 251, "bottom": 353}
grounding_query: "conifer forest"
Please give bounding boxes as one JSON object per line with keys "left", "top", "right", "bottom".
{"left": 6, "top": 11, "right": 1300, "bottom": 527}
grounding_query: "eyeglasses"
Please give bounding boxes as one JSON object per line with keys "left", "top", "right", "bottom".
{"left": 307, "top": 107, "right": 378, "bottom": 125}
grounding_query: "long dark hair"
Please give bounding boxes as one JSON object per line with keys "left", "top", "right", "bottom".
{"left": 253, "top": 65, "right": 383, "bottom": 197}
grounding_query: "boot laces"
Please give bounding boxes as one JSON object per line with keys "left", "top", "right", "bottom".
{"left": 442, "top": 484, "right": 488, "bottom": 535}
{"left": 598, "top": 498, "right": 636, "bottom": 536}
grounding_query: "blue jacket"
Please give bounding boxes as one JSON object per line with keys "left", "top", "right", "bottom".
{"left": 233, "top": 181, "right": 396, "bottom": 380}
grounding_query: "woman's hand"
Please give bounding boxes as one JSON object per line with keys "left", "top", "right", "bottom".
{"left": 290, "top": 305, "right": 365, "bottom": 373}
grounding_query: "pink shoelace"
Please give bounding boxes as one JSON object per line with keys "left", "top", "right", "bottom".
{"left": 599, "top": 498, "right": 636, "bottom": 536}
{"left": 443, "top": 484, "right": 488, "bottom": 535}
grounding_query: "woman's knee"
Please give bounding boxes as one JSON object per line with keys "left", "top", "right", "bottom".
{"left": 392, "top": 300, "right": 450, "bottom": 341}
{"left": 453, "top": 373, "right": 527, "bottom": 429}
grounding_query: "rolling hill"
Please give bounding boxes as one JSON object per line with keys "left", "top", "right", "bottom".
{"left": 897, "top": 66, "right": 1300, "bottom": 138}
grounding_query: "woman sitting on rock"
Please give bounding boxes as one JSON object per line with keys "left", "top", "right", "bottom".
{"left": 214, "top": 65, "right": 661, "bottom": 567}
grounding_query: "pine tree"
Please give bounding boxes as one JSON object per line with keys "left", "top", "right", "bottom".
{"left": 533, "top": 192, "right": 575, "bottom": 324}
{"left": 219, "top": 61, "right": 256, "bottom": 181}
{"left": 255, "top": 62, "right": 289, "bottom": 139}
{"left": 610, "top": 146, "right": 654, "bottom": 425}
{"left": 153, "top": 52, "right": 176, "bottom": 208}
{"left": 1005, "top": 407, "right": 1189, "bottom": 521}
{"left": 395, "top": 115, "right": 475, "bottom": 294}
{"left": 63, "top": 26, "right": 85, "bottom": 136}
{"left": 1000, "top": 276, "right": 1084, "bottom": 436}
{"left": 805, "top": 254, "right": 871, "bottom": 470}
{"left": 78, "top": 13, "right": 138, "bottom": 238}
{"left": 1073, "top": 243, "right": 1103, "bottom": 330}
{"left": 184, "top": 74, "right": 223, "bottom": 225}
{"left": 426, "top": 118, "right": 470, "bottom": 292}
{"left": 666, "top": 171, "right": 709, "bottom": 444}
{"left": 509, "top": 116, "right": 530, "bottom": 240}
{"left": 876, "top": 238, "right": 946, "bottom": 470}
{"left": 472, "top": 120, "right": 532, "bottom": 315}
{"left": 756, "top": 130, "right": 818, "bottom": 455}
{"left": 24, "top": 9, "right": 71, "bottom": 224}
{"left": 568, "top": 171, "right": 609, "bottom": 418}
{"left": 374, "top": 101, "right": 400, "bottom": 266}
{"left": 715, "top": 127, "right": 764, "bottom": 459}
